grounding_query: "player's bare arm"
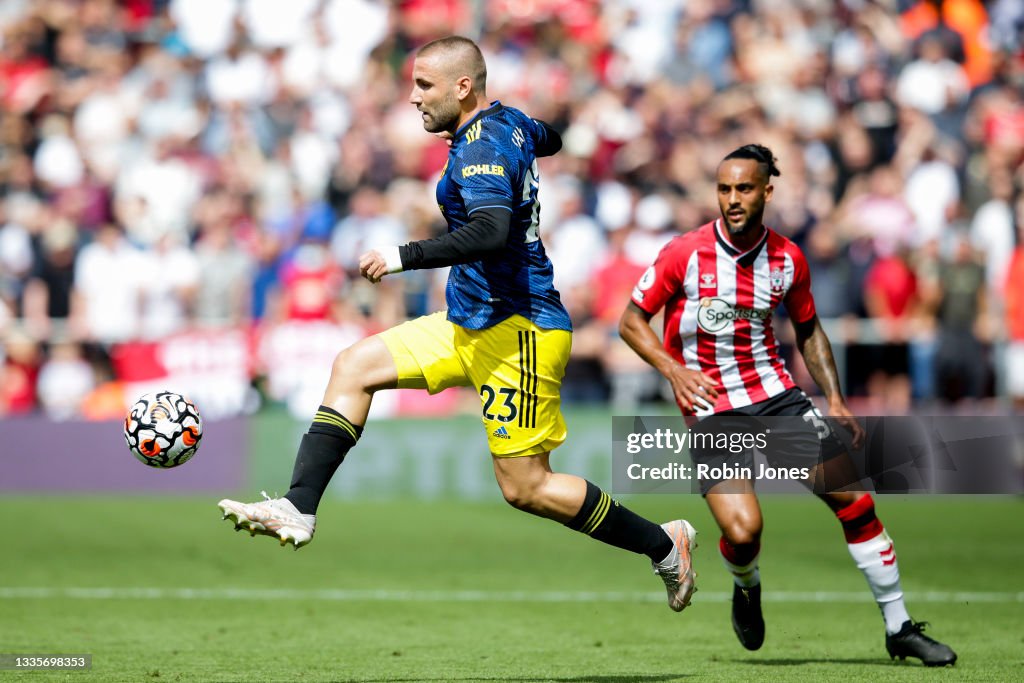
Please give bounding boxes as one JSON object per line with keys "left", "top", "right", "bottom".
{"left": 792, "top": 315, "right": 865, "bottom": 448}
{"left": 619, "top": 302, "right": 719, "bottom": 412}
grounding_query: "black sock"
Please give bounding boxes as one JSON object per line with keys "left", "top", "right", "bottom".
{"left": 565, "top": 480, "right": 673, "bottom": 562}
{"left": 284, "top": 406, "right": 362, "bottom": 515}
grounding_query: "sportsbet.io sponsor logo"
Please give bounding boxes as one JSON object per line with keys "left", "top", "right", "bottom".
{"left": 697, "top": 297, "right": 770, "bottom": 333}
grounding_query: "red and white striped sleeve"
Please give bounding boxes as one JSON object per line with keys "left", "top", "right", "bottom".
{"left": 783, "top": 242, "right": 816, "bottom": 324}
{"left": 630, "top": 236, "right": 690, "bottom": 315}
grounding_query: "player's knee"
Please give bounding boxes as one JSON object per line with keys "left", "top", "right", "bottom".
{"left": 498, "top": 480, "right": 539, "bottom": 512}
{"left": 500, "top": 486, "right": 531, "bottom": 511}
{"left": 828, "top": 491, "right": 872, "bottom": 515}
{"left": 847, "top": 491, "right": 872, "bottom": 507}
{"left": 330, "top": 341, "right": 381, "bottom": 392}
{"left": 330, "top": 346, "right": 363, "bottom": 388}
{"left": 721, "top": 522, "right": 761, "bottom": 547}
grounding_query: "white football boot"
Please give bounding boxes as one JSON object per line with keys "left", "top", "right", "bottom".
{"left": 652, "top": 519, "right": 698, "bottom": 611}
{"left": 218, "top": 492, "right": 315, "bottom": 549}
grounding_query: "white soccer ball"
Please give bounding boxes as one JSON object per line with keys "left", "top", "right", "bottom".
{"left": 124, "top": 391, "right": 203, "bottom": 468}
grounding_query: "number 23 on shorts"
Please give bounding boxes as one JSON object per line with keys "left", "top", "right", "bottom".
{"left": 480, "top": 384, "right": 519, "bottom": 423}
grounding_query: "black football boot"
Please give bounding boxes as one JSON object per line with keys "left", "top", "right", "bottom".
{"left": 886, "top": 620, "right": 957, "bottom": 666}
{"left": 731, "top": 583, "right": 765, "bottom": 651}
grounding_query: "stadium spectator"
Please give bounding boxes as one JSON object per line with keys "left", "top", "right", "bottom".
{"left": 21, "top": 217, "right": 78, "bottom": 340}
{"left": 667, "top": 0, "right": 733, "bottom": 89}
{"left": 0, "top": 326, "right": 40, "bottom": 415}
{"left": 904, "top": 144, "right": 961, "bottom": 247}
{"left": 36, "top": 338, "right": 94, "bottom": 420}
{"left": 70, "top": 223, "right": 145, "bottom": 345}
{"left": 935, "top": 228, "right": 990, "bottom": 402}
{"left": 329, "top": 188, "right": 406, "bottom": 275}
{"left": 0, "top": 197, "right": 35, "bottom": 316}
{"left": 191, "top": 193, "right": 254, "bottom": 327}
{"left": 839, "top": 165, "right": 918, "bottom": 259}
{"left": 896, "top": 33, "right": 970, "bottom": 118}
{"left": 169, "top": 0, "right": 237, "bottom": 59}
{"left": 545, "top": 177, "right": 607, "bottom": 293}
{"left": 862, "top": 248, "right": 918, "bottom": 413}
{"left": 0, "top": 18, "right": 51, "bottom": 114}
{"left": 589, "top": 224, "right": 660, "bottom": 408}
{"left": 138, "top": 230, "right": 200, "bottom": 339}
{"left": 900, "top": 0, "right": 992, "bottom": 88}
{"left": 847, "top": 65, "right": 900, "bottom": 165}
{"left": 278, "top": 214, "right": 344, "bottom": 323}
{"left": 115, "top": 135, "right": 203, "bottom": 246}
{"left": 970, "top": 169, "right": 1017, "bottom": 296}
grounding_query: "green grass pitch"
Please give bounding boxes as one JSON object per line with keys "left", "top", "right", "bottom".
{"left": 1, "top": 495, "right": 1021, "bottom": 682}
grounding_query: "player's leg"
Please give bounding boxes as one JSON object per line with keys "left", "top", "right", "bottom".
{"left": 707, "top": 484, "right": 762, "bottom": 585}
{"left": 817, "top": 483, "right": 956, "bottom": 666}
{"left": 219, "top": 312, "right": 462, "bottom": 548}
{"left": 790, "top": 391, "right": 956, "bottom": 666}
{"left": 470, "top": 316, "right": 696, "bottom": 611}
{"left": 492, "top": 451, "right": 697, "bottom": 612}
{"left": 218, "top": 334, "right": 399, "bottom": 547}
{"left": 282, "top": 335, "right": 399, "bottom": 514}
{"left": 706, "top": 484, "right": 765, "bottom": 650}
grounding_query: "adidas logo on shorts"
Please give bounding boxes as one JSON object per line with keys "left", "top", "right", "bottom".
{"left": 492, "top": 426, "right": 511, "bottom": 439}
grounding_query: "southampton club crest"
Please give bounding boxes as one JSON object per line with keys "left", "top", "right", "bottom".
{"left": 769, "top": 266, "right": 786, "bottom": 294}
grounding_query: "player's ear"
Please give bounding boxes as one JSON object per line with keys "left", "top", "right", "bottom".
{"left": 455, "top": 75, "right": 473, "bottom": 101}
{"left": 764, "top": 183, "right": 774, "bottom": 203}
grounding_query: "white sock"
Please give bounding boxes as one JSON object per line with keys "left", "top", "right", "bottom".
{"left": 881, "top": 600, "right": 911, "bottom": 635}
{"left": 721, "top": 547, "right": 761, "bottom": 588}
{"left": 846, "top": 529, "right": 911, "bottom": 634}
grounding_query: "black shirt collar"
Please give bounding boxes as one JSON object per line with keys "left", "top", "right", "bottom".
{"left": 714, "top": 219, "right": 768, "bottom": 268}
{"left": 454, "top": 101, "right": 504, "bottom": 140}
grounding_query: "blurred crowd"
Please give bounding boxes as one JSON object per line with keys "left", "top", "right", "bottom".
{"left": 1, "top": 0, "right": 1023, "bottom": 419}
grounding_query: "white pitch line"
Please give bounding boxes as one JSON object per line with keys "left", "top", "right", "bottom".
{"left": 0, "top": 587, "right": 1021, "bottom": 604}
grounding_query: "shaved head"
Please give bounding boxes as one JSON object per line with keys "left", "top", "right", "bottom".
{"left": 416, "top": 36, "right": 487, "bottom": 95}
{"left": 409, "top": 36, "right": 489, "bottom": 134}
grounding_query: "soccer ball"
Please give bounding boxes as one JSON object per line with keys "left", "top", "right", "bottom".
{"left": 124, "top": 391, "right": 203, "bottom": 468}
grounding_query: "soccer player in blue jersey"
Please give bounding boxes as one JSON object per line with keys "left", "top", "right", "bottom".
{"left": 219, "top": 36, "right": 697, "bottom": 612}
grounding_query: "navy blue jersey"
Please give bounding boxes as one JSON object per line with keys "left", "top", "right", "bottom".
{"left": 435, "top": 102, "right": 571, "bottom": 331}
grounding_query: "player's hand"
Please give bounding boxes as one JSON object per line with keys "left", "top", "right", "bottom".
{"left": 829, "top": 400, "right": 865, "bottom": 449}
{"left": 667, "top": 365, "right": 719, "bottom": 413}
{"left": 359, "top": 250, "right": 387, "bottom": 283}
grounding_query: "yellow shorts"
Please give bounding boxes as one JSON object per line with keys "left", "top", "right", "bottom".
{"left": 378, "top": 312, "right": 571, "bottom": 457}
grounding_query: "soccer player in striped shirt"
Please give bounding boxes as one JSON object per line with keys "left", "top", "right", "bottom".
{"left": 219, "top": 36, "right": 696, "bottom": 613}
{"left": 619, "top": 144, "right": 956, "bottom": 666}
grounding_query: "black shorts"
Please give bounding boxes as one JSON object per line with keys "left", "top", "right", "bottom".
{"left": 689, "top": 388, "right": 847, "bottom": 494}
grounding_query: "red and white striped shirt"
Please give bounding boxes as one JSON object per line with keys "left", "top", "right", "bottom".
{"left": 631, "top": 220, "right": 816, "bottom": 415}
